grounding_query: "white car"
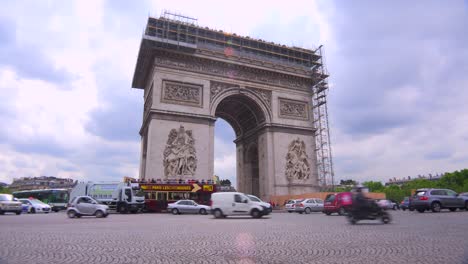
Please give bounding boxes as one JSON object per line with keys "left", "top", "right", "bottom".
{"left": 19, "top": 199, "right": 52, "bottom": 214}
{"left": 167, "top": 200, "right": 210, "bottom": 215}
{"left": 376, "top": 199, "right": 397, "bottom": 210}
{"left": 246, "top": 194, "right": 272, "bottom": 214}
{"left": 211, "top": 192, "right": 267, "bottom": 218}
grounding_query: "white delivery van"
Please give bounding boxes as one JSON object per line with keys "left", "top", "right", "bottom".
{"left": 210, "top": 192, "right": 267, "bottom": 218}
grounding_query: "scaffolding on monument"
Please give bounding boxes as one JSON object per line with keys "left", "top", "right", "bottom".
{"left": 312, "top": 46, "right": 335, "bottom": 190}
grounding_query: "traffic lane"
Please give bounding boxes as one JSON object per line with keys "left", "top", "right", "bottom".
{"left": 0, "top": 210, "right": 467, "bottom": 264}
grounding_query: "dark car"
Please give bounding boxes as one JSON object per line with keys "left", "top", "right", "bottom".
{"left": 459, "top": 193, "right": 468, "bottom": 210}
{"left": 400, "top": 197, "right": 413, "bottom": 211}
{"left": 410, "top": 188, "right": 467, "bottom": 213}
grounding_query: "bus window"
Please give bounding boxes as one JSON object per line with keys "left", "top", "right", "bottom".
{"left": 157, "top": 192, "right": 167, "bottom": 201}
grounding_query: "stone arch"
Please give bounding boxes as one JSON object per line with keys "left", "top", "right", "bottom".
{"left": 210, "top": 87, "right": 272, "bottom": 130}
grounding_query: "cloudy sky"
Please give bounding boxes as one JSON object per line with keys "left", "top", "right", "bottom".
{"left": 0, "top": 1, "right": 467, "bottom": 185}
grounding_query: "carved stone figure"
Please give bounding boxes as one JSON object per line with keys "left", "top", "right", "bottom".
{"left": 250, "top": 87, "right": 272, "bottom": 108}
{"left": 285, "top": 138, "right": 310, "bottom": 181}
{"left": 163, "top": 126, "right": 197, "bottom": 178}
{"left": 210, "top": 81, "right": 239, "bottom": 102}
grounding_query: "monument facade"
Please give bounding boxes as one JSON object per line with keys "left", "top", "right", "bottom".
{"left": 132, "top": 15, "right": 329, "bottom": 200}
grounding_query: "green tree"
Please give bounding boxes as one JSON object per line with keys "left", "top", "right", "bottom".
{"left": 0, "top": 186, "right": 12, "bottom": 194}
{"left": 362, "top": 181, "right": 385, "bottom": 192}
{"left": 220, "top": 179, "right": 232, "bottom": 186}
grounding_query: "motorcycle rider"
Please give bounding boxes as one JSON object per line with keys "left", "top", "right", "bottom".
{"left": 352, "top": 186, "right": 376, "bottom": 218}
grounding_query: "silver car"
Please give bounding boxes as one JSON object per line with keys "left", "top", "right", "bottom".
{"left": 0, "top": 194, "right": 22, "bottom": 215}
{"left": 285, "top": 199, "right": 303, "bottom": 213}
{"left": 168, "top": 200, "right": 210, "bottom": 215}
{"left": 295, "top": 198, "right": 324, "bottom": 214}
{"left": 67, "top": 196, "right": 109, "bottom": 218}
{"left": 410, "top": 188, "right": 466, "bottom": 213}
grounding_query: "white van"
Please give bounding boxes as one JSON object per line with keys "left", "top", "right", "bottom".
{"left": 210, "top": 192, "right": 267, "bottom": 218}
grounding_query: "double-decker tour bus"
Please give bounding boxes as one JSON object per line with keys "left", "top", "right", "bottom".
{"left": 12, "top": 188, "right": 70, "bottom": 212}
{"left": 139, "top": 179, "right": 217, "bottom": 212}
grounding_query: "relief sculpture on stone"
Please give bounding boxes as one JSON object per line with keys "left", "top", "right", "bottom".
{"left": 279, "top": 98, "right": 308, "bottom": 120}
{"left": 285, "top": 138, "right": 311, "bottom": 181}
{"left": 162, "top": 80, "right": 202, "bottom": 107}
{"left": 163, "top": 126, "right": 197, "bottom": 178}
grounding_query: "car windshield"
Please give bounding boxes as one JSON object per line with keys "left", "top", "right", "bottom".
{"left": 29, "top": 199, "right": 47, "bottom": 205}
{"left": 0, "top": 194, "right": 13, "bottom": 201}
{"left": 248, "top": 195, "right": 261, "bottom": 202}
{"left": 414, "top": 191, "right": 426, "bottom": 197}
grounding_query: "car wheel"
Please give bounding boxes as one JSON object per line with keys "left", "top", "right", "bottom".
{"left": 171, "top": 208, "right": 179, "bottom": 215}
{"left": 199, "top": 208, "right": 207, "bottom": 215}
{"left": 409, "top": 207, "right": 415, "bottom": 212}
{"left": 16, "top": 211, "right": 21, "bottom": 215}
{"left": 304, "top": 208, "right": 311, "bottom": 214}
{"left": 213, "top": 209, "right": 223, "bottom": 219}
{"left": 0, "top": 210, "right": 4, "bottom": 215}
{"left": 251, "top": 209, "right": 261, "bottom": 218}
{"left": 402, "top": 208, "right": 406, "bottom": 211}
{"left": 30, "top": 208, "right": 36, "bottom": 214}
{"left": 449, "top": 208, "right": 457, "bottom": 212}
{"left": 325, "top": 212, "right": 331, "bottom": 216}
{"left": 288, "top": 211, "right": 292, "bottom": 213}
{"left": 465, "top": 201, "right": 468, "bottom": 210}
{"left": 67, "top": 210, "right": 77, "bottom": 218}
{"left": 417, "top": 209, "right": 425, "bottom": 213}
{"left": 431, "top": 202, "right": 441, "bottom": 213}
{"left": 95, "top": 210, "right": 104, "bottom": 218}
{"left": 338, "top": 207, "right": 347, "bottom": 216}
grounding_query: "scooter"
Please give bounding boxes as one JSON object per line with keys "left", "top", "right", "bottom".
{"left": 346, "top": 200, "right": 391, "bottom": 224}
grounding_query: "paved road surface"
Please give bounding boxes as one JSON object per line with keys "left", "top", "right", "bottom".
{"left": 1, "top": 210, "right": 467, "bottom": 264}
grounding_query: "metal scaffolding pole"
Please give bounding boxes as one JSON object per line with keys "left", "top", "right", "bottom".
{"left": 312, "top": 46, "right": 335, "bottom": 191}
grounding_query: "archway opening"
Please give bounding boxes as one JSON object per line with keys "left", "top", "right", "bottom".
{"left": 214, "top": 93, "right": 266, "bottom": 197}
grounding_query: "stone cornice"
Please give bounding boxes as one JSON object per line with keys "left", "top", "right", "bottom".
{"left": 152, "top": 50, "right": 315, "bottom": 91}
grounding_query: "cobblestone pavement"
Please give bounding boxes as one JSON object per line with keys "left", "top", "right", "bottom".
{"left": 1, "top": 210, "right": 467, "bottom": 264}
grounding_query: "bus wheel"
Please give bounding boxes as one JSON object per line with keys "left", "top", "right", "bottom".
{"left": 118, "top": 204, "right": 128, "bottom": 214}
{"left": 172, "top": 208, "right": 179, "bottom": 215}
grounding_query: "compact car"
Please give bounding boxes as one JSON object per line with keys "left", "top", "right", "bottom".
{"left": 295, "top": 198, "right": 324, "bottom": 214}
{"left": 66, "top": 196, "right": 109, "bottom": 218}
{"left": 167, "top": 200, "right": 210, "bottom": 215}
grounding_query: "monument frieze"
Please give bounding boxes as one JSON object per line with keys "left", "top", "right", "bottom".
{"left": 279, "top": 98, "right": 309, "bottom": 120}
{"left": 161, "top": 80, "right": 203, "bottom": 108}
{"left": 154, "top": 51, "right": 313, "bottom": 90}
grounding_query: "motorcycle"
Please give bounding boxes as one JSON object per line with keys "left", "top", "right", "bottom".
{"left": 346, "top": 199, "right": 391, "bottom": 225}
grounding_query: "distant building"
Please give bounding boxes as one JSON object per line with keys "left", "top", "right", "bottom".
{"left": 0, "top": 182, "right": 8, "bottom": 188}
{"left": 385, "top": 173, "right": 444, "bottom": 186}
{"left": 9, "top": 176, "right": 76, "bottom": 192}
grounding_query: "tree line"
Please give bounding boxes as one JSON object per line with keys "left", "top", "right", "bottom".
{"left": 335, "top": 169, "right": 468, "bottom": 202}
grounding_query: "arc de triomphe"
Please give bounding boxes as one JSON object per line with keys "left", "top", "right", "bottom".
{"left": 132, "top": 16, "right": 327, "bottom": 200}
